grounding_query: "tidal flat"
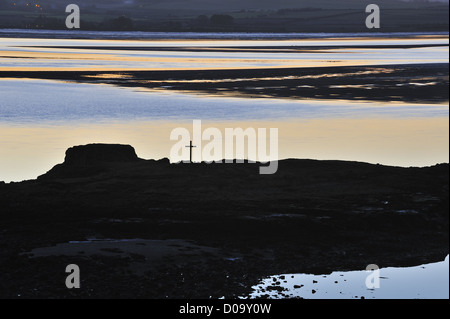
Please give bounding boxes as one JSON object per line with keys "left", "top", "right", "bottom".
{"left": 0, "top": 33, "right": 448, "bottom": 299}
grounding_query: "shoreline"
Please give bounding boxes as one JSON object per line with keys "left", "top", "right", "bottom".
{"left": 1, "top": 29, "right": 448, "bottom": 40}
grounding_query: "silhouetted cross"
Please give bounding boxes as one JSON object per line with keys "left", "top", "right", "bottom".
{"left": 185, "top": 141, "right": 196, "bottom": 163}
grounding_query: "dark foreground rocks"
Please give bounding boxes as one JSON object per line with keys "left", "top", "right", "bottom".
{"left": 0, "top": 144, "right": 448, "bottom": 298}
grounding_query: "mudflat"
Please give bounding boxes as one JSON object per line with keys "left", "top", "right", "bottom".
{"left": 1, "top": 63, "right": 448, "bottom": 103}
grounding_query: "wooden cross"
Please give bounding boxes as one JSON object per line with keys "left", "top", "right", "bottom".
{"left": 185, "top": 141, "right": 196, "bottom": 163}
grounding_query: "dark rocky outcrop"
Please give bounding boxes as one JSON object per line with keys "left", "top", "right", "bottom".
{"left": 64, "top": 144, "right": 139, "bottom": 165}
{"left": 39, "top": 144, "right": 142, "bottom": 179}
{"left": 1, "top": 144, "right": 448, "bottom": 298}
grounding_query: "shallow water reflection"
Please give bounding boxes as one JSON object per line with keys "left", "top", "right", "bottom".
{"left": 0, "top": 78, "right": 448, "bottom": 182}
{"left": 249, "top": 255, "right": 449, "bottom": 299}
{"left": 0, "top": 36, "right": 448, "bottom": 71}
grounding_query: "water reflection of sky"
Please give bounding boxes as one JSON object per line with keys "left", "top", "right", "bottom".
{"left": 1, "top": 33, "right": 448, "bottom": 46}
{"left": 249, "top": 255, "right": 449, "bottom": 299}
{"left": 0, "top": 78, "right": 448, "bottom": 182}
{"left": 0, "top": 79, "right": 448, "bottom": 123}
{"left": 0, "top": 35, "right": 448, "bottom": 182}
{"left": 0, "top": 36, "right": 448, "bottom": 71}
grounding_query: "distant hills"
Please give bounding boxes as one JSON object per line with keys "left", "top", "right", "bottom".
{"left": 0, "top": 0, "right": 448, "bottom": 32}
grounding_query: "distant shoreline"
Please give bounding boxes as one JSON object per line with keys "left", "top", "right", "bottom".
{"left": 1, "top": 28, "right": 449, "bottom": 40}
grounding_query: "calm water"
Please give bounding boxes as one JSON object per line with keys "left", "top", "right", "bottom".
{"left": 0, "top": 78, "right": 448, "bottom": 182}
{"left": 249, "top": 255, "right": 449, "bottom": 299}
{"left": 0, "top": 33, "right": 449, "bottom": 182}
{"left": 0, "top": 35, "right": 448, "bottom": 71}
